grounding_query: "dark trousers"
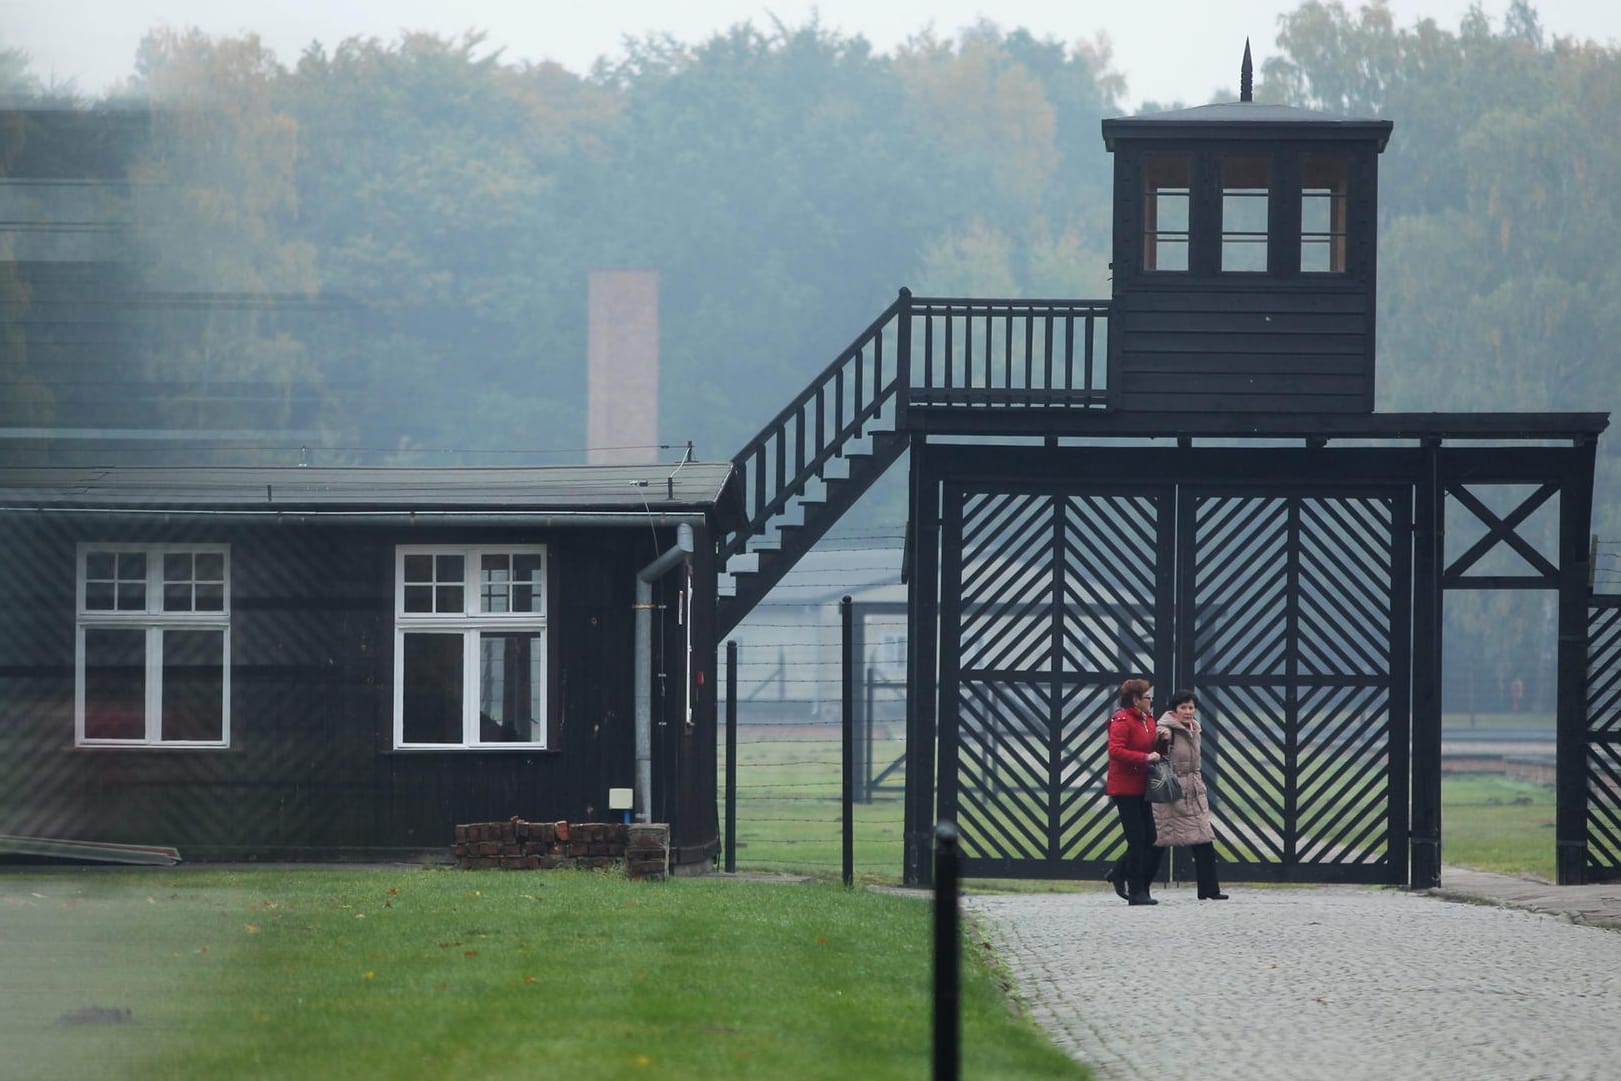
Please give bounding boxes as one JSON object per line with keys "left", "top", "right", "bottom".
{"left": 1110, "top": 795, "right": 1163, "bottom": 895}
{"left": 1186, "top": 841, "right": 1222, "bottom": 897}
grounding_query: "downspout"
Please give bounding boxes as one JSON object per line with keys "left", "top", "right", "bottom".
{"left": 635, "top": 522, "right": 694, "bottom": 823}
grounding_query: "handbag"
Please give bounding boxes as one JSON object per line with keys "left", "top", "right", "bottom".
{"left": 1144, "top": 730, "right": 1183, "bottom": 803}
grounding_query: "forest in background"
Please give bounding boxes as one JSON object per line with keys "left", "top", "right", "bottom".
{"left": 3, "top": 1, "right": 1619, "bottom": 698}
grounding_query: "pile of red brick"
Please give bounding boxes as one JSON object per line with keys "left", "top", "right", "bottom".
{"left": 451, "top": 818, "right": 669, "bottom": 880}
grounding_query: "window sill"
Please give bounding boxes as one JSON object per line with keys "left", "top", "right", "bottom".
{"left": 75, "top": 743, "right": 234, "bottom": 751}
{"left": 385, "top": 746, "right": 557, "bottom": 755}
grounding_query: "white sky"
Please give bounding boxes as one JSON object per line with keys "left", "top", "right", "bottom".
{"left": 5, "top": 0, "right": 1621, "bottom": 108}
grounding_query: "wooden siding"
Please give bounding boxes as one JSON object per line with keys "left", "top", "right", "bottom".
{"left": 0, "top": 514, "right": 716, "bottom": 863}
{"left": 1111, "top": 285, "right": 1372, "bottom": 413}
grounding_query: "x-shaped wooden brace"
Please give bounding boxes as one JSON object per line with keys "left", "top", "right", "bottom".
{"left": 1443, "top": 482, "right": 1560, "bottom": 585}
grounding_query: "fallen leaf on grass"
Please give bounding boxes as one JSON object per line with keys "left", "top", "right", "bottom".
{"left": 463, "top": 950, "right": 478, "bottom": 958}
{"left": 363, "top": 971, "right": 375, "bottom": 981}
{"left": 523, "top": 976, "right": 536, "bottom": 985}
{"left": 388, "top": 888, "right": 400, "bottom": 896}
{"left": 244, "top": 923, "right": 259, "bottom": 934}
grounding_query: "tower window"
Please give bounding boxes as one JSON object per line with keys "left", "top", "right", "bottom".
{"left": 1301, "top": 157, "right": 1348, "bottom": 273}
{"left": 1142, "top": 155, "right": 1191, "bottom": 271}
{"left": 1221, "top": 157, "right": 1269, "bottom": 272}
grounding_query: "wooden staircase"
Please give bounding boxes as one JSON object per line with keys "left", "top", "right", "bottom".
{"left": 717, "top": 289, "right": 1112, "bottom": 637}
{"left": 717, "top": 294, "right": 910, "bottom": 638}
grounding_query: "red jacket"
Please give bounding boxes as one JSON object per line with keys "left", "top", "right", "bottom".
{"left": 1106, "top": 707, "right": 1158, "bottom": 796}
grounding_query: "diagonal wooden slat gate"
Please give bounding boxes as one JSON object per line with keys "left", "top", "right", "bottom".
{"left": 934, "top": 469, "right": 1410, "bottom": 883}
{"left": 1588, "top": 597, "right": 1621, "bottom": 882}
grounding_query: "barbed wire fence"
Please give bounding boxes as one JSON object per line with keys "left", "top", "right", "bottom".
{"left": 1595, "top": 536, "right": 1621, "bottom": 594}
{"left": 717, "top": 542, "right": 909, "bottom": 880}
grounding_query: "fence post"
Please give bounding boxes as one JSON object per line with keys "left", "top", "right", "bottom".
{"left": 896, "top": 287, "right": 912, "bottom": 431}
{"left": 725, "top": 639, "right": 738, "bottom": 875}
{"left": 933, "top": 821, "right": 960, "bottom": 1081}
{"left": 842, "top": 595, "right": 854, "bottom": 889}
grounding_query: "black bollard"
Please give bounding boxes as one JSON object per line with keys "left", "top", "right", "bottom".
{"left": 933, "top": 820, "right": 960, "bottom": 1081}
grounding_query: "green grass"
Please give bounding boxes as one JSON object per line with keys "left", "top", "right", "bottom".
{"left": 1441, "top": 774, "right": 1558, "bottom": 881}
{"left": 727, "top": 734, "right": 1566, "bottom": 884}
{"left": 0, "top": 867, "right": 1088, "bottom": 1081}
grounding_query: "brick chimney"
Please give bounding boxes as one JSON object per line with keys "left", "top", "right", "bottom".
{"left": 587, "top": 270, "right": 659, "bottom": 465}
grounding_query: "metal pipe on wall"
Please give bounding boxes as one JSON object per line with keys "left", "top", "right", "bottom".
{"left": 635, "top": 522, "right": 694, "bottom": 823}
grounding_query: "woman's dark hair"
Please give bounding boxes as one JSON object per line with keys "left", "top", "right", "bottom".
{"left": 1167, "top": 689, "right": 1197, "bottom": 710}
{"left": 1118, "top": 678, "right": 1151, "bottom": 709}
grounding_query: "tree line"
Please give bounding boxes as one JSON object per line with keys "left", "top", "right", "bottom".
{"left": 3, "top": 1, "right": 1618, "bottom": 698}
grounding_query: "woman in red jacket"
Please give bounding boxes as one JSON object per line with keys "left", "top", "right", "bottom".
{"left": 1104, "top": 678, "right": 1166, "bottom": 905}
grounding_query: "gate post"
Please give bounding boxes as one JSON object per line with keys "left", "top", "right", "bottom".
{"left": 1410, "top": 441, "right": 1444, "bottom": 889}
{"left": 904, "top": 437, "right": 941, "bottom": 886}
{"left": 1556, "top": 440, "right": 1598, "bottom": 885}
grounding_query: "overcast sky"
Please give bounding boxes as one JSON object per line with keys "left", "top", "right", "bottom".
{"left": 6, "top": 0, "right": 1621, "bottom": 108}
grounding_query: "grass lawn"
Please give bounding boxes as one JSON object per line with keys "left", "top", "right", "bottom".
{"left": 726, "top": 734, "right": 1566, "bottom": 885}
{"left": 1441, "top": 773, "right": 1558, "bottom": 881}
{"left": 0, "top": 867, "right": 1089, "bottom": 1081}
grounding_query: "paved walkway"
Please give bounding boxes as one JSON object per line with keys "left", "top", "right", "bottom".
{"left": 964, "top": 867, "right": 1621, "bottom": 1081}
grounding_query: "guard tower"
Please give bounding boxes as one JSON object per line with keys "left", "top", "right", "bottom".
{"left": 1102, "top": 45, "right": 1393, "bottom": 413}
{"left": 713, "top": 45, "right": 1609, "bottom": 891}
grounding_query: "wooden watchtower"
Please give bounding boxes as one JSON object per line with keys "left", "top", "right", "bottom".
{"left": 1102, "top": 48, "right": 1392, "bottom": 413}
{"left": 716, "top": 46, "right": 1608, "bottom": 890}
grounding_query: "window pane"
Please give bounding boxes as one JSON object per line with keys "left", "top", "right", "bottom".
{"left": 164, "top": 582, "right": 193, "bottom": 612}
{"left": 435, "top": 555, "right": 464, "bottom": 582}
{"left": 86, "top": 551, "right": 116, "bottom": 580}
{"left": 1302, "top": 156, "right": 1348, "bottom": 273}
{"left": 481, "top": 553, "right": 511, "bottom": 613}
{"left": 1302, "top": 194, "right": 1333, "bottom": 235}
{"left": 161, "top": 630, "right": 224, "bottom": 741}
{"left": 1152, "top": 238, "right": 1188, "bottom": 272}
{"left": 404, "top": 585, "right": 434, "bottom": 613}
{"left": 403, "top": 633, "right": 463, "bottom": 743}
{"left": 195, "top": 584, "right": 224, "bottom": 612}
{"left": 1153, "top": 192, "right": 1188, "bottom": 232}
{"left": 85, "top": 582, "right": 115, "bottom": 610}
{"left": 512, "top": 554, "right": 543, "bottom": 613}
{"left": 84, "top": 628, "right": 145, "bottom": 740}
{"left": 1301, "top": 238, "right": 1333, "bottom": 273}
{"left": 403, "top": 554, "right": 434, "bottom": 583}
{"left": 1221, "top": 156, "right": 1268, "bottom": 273}
{"left": 164, "top": 552, "right": 193, "bottom": 582}
{"left": 1222, "top": 237, "right": 1268, "bottom": 273}
{"left": 435, "top": 585, "right": 464, "bottom": 613}
{"left": 478, "top": 633, "right": 543, "bottom": 744}
{"left": 195, "top": 553, "right": 224, "bottom": 581}
{"left": 117, "top": 552, "right": 146, "bottom": 580}
{"left": 1143, "top": 155, "right": 1191, "bottom": 272}
{"left": 117, "top": 582, "right": 146, "bottom": 611}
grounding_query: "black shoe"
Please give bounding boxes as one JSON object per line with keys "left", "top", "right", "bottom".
{"left": 1127, "top": 893, "right": 1159, "bottom": 906}
{"left": 1103, "top": 868, "right": 1127, "bottom": 900}
{"left": 1199, "top": 892, "right": 1230, "bottom": 900}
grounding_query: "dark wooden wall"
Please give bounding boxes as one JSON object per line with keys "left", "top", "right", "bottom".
{"left": 0, "top": 513, "right": 717, "bottom": 864}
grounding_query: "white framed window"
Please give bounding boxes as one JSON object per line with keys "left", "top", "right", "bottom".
{"left": 393, "top": 545, "right": 549, "bottom": 750}
{"left": 75, "top": 543, "right": 231, "bottom": 747}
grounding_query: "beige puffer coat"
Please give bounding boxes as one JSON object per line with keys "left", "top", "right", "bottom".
{"left": 1151, "top": 712, "right": 1214, "bottom": 847}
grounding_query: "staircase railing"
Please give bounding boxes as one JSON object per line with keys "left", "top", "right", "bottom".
{"left": 723, "top": 295, "right": 907, "bottom": 561}
{"left": 723, "top": 289, "right": 1112, "bottom": 566}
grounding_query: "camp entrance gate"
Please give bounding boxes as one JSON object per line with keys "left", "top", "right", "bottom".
{"left": 901, "top": 442, "right": 1600, "bottom": 887}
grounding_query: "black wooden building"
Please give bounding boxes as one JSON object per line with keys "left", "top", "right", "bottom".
{"left": 0, "top": 464, "right": 740, "bottom": 867}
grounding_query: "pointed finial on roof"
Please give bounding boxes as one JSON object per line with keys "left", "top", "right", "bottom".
{"left": 1240, "top": 38, "right": 1254, "bottom": 102}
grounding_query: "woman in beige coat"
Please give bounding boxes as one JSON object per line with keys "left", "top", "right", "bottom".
{"left": 1152, "top": 689, "right": 1228, "bottom": 900}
